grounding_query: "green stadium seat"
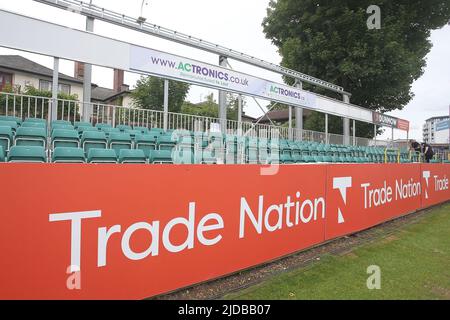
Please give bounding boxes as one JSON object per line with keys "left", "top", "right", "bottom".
{"left": 157, "top": 134, "right": 176, "bottom": 151}
{"left": 281, "top": 154, "right": 294, "bottom": 164}
{"left": 8, "top": 146, "right": 47, "bottom": 163}
{"left": 21, "top": 122, "right": 46, "bottom": 130}
{"left": 108, "top": 133, "right": 132, "bottom": 156}
{"left": 51, "top": 129, "right": 80, "bottom": 149}
{"left": 150, "top": 128, "right": 164, "bottom": 135}
{"left": 51, "top": 123, "right": 74, "bottom": 132}
{"left": 101, "top": 127, "right": 121, "bottom": 138}
{"left": 126, "top": 129, "right": 141, "bottom": 140}
{"left": 118, "top": 149, "right": 147, "bottom": 164}
{"left": 135, "top": 134, "right": 157, "bottom": 159}
{"left": 95, "top": 123, "right": 112, "bottom": 130}
{"left": 149, "top": 150, "right": 173, "bottom": 164}
{"left": 25, "top": 117, "right": 46, "bottom": 124}
{"left": 52, "top": 147, "right": 86, "bottom": 163}
{"left": 87, "top": 148, "right": 117, "bottom": 163}
{"left": 0, "top": 120, "right": 18, "bottom": 133}
{"left": 117, "top": 124, "right": 132, "bottom": 132}
{"left": 51, "top": 120, "right": 71, "bottom": 126}
{"left": 74, "top": 121, "right": 92, "bottom": 129}
{"left": 174, "top": 148, "right": 194, "bottom": 164}
{"left": 77, "top": 126, "right": 98, "bottom": 136}
{"left": 198, "top": 150, "right": 217, "bottom": 164}
{"left": 81, "top": 131, "right": 107, "bottom": 154}
{"left": 0, "top": 126, "right": 13, "bottom": 152}
{"left": 0, "top": 146, "right": 4, "bottom": 162}
{"left": 0, "top": 115, "right": 22, "bottom": 125}
{"left": 15, "top": 127, "right": 47, "bottom": 147}
{"left": 133, "top": 126, "right": 149, "bottom": 134}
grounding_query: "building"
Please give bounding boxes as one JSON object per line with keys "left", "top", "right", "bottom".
{"left": 0, "top": 55, "right": 133, "bottom": 107}
{"left": 423, "top": 116, "right": 450, "bottom": 144}
{"left": 0, "top": 55, "right": 84, "bottom": 98}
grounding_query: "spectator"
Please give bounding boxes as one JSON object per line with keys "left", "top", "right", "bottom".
{"left": 409, "top": 140, "right": 434, "bottom": 163}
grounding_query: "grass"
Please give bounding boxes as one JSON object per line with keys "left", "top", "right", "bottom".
{"left": 225, "top": 203, "right": 450, "bottom": 300}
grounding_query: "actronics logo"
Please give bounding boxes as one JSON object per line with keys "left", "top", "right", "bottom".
{"left": 150, "top": 57, "right": 249, "bottom": 86}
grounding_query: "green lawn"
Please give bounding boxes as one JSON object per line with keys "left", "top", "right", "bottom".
{"left": 226, "top": 203, "right": 450, "bottom": 300}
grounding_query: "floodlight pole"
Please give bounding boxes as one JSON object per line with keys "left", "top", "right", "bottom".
{"left": 295, "top": 81, "right": 303, "bottom": 141}
{"left": 343, "top": 94, "right": 351, "bottom": 145}
{"left": 218, "top": 55, "right": 228, "bottom": 133}
{"left": 51, "top": 57, "right": 59, "bottom": 122}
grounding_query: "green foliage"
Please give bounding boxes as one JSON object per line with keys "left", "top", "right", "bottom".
{"left": 131, "top": 76, "right": 190, "bottom": 113}
{"left": 1, "top": 85, "right": 78, "bottom": 119}
{"left": 23, "top": 85, "right": 78, "bottom": 101}
{"left": 181, "top": 93, "right": 244, "bottom": 121}
{"left": 263, "top": 0, "right": 450, "bottom": 136}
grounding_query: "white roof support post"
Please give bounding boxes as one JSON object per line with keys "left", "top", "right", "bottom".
{"left": 218, "top": 55, "right": 228, "bottom": 133}
{"left": 288, "top": 106, "right": 293, "bottom": 140}
{"left": 353, "top": 119, "right": 356, "bottom": 146}
{"left": 237, "top": 95, "right": 242, "bottom": 136}
{"left": 82, "top": 16, "right": 94, "bottom": 123}
{"left": 51, "top": 57, "right": 59, "bottom": 122}
{"left": 325, "top": 113, "right": 329, "bottom": 145}
{"left": 163, "top": 79, "right": 169, "bottom": 131}
{"left": 391, "top": 126, "right": 394, "bottom": 147}
{"left": 374, "top": 124, "right": 377, "bottom": 146}
{"left": 343, "top": 94, "right": 351, "bottom": 145}
{"left": 294, "top": 81, "right": 303, "bottom": 141}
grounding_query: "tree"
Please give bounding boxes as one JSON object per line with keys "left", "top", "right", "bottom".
{"left": 263, "top": 0, "right": 450, "bottom": 137}
{"left": 181, "top": 93, "right": 246, "bottom": 121}
{"left": 131, "top": 76, "right": 190, "bottom": 113}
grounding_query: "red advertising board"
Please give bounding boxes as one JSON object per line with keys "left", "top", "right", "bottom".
{"left": 0, "top": 163, "right": 327, "bottom": 299}
{"left": 420, "top": 164, "right": 450, "bottom": 208}
{"left": 0, "top": 163, "right": 448, "bottom": 299}
{"left": 325, "top": 164, "right": 422, "bottom": 240}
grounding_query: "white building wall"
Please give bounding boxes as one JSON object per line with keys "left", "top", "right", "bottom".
{"left": 12, "top": 71, "right": 84, "bottom": 101}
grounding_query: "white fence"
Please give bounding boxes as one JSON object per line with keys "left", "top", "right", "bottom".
{"left": 1, "top": 91, "right": 392, "bottom": 146}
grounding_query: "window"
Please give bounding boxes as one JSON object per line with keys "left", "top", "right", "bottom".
{"left": 0, "top": 72, "right": 13, "bottom": 91}
{"left": 39, "top": 80, "right": 71, "bottom": 95}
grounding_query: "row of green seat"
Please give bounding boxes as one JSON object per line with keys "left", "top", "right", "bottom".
{"left": 0, "top": 146, "right": 173, "bottom": 164}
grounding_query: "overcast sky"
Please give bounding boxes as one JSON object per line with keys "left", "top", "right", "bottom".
{"left": 0, "top": 0, "right": 449, "bottom": 141}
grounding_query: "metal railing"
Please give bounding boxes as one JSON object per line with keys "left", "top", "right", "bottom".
{"left": 1, "top": 91, "right": 388, "bottom": 146}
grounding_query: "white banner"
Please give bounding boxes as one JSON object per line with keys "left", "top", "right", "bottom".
{"left": 130, "top": 45, "right": 317, "bottom": 110}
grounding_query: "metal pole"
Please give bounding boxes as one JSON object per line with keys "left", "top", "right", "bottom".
{"left": 391, "top": 127, "right": 394, "bottom": 148}
{"left": 237, "top": 95, "right": 242, "bottom": 136}
{"left": 218, "top": 55, "right": 228, "bottom": 133}
{"left": 353, "top": 119, "right": 356, "bottom": 146}
{"left": 51, "top": 57, "right": 59, "bottom": 122}
{"left": 295, "top": 82, "right": 303, "bottom": 141}
{"left": 374, "top": 124, "right": 377, "bottom": 146}
{"left": 163, "top": 79, "right": 169, "bottom": 131}
{"left": 83, "top": 16, "right": 94, "bottom": 122}
{"left": 343, "top": 94, "right": 350, "bottom": 145}
{"left": 325, "top": 113, "right": 329, "bottom": 145}
{"left": 288, "top": 106, "right": 293, "bottom": 140}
